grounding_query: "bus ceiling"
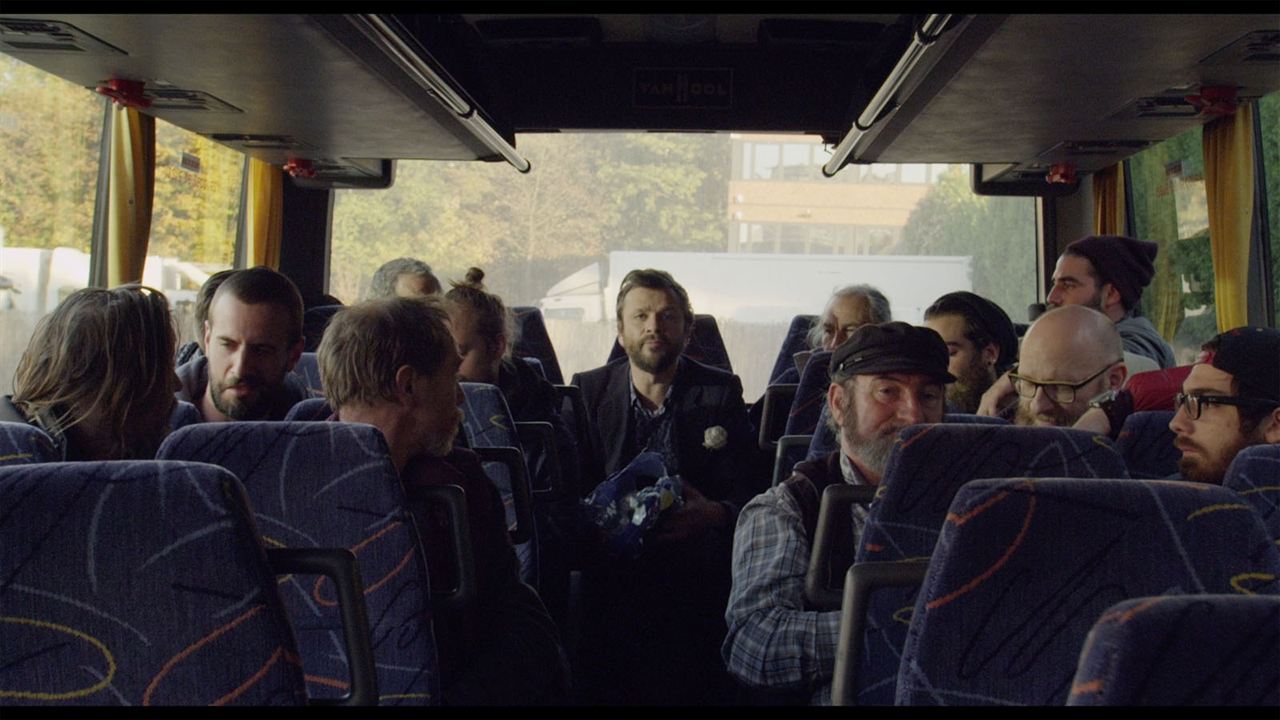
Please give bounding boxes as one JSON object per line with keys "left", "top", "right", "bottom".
{"left": 0, "top": 13, "right": 1276, "bottom": 187}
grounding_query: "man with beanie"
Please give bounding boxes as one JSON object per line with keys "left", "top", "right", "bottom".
{"left": 1169, "top": 326, "right": 1280, "bottom": 484}
{"left": 923, "top": 291, "right": 1019, "bottom": 413}
{"left": 1048, "top": 234, "right": 1175, "bottom": 368}
{"left": 723, "top": 322, "right": 954, "bottom": 704}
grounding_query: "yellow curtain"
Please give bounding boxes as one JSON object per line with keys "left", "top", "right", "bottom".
{"left": 1091, "top": 163, "right": 1126, "bottom": 235}
{"left": 243, "top": 158, "right": 284, "bottom": 269}
{"left": 105, "top": 106, "right": 155, "bottom": 287}
{"left": 1202, "top": 104, "right": 1255, "bottom": 331}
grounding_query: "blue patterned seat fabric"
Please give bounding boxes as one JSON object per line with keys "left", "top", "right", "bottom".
{"left": 804, "top": 408, "right": 1010, "bottom": 463}
{"left": 459, "top": 382, "right": 539, "bottom": 587}
{"left": 0, "top": 460, "right": 307, "bottom": 706}
{"left": 1068, "top": 594, "right": 1280, "bottom": 706}
{"left": 849, "top": 425, "right": 1129, "bottom": 705}
{"left": 292, "top": 352, "right": 323, "bottom": 396}
{"left": 0, "top": 421, "right": 55, "bottom": 465}
{"left": 768, "top": 314, "right": 817, "bottom": 385}
{"left": 511, "top": 306, "right": 564, "bottom": 385}
{"left": 1116, "top": 411, "right": 1180, "bottom": 479}
{"left": 607, "top": 314, "right": 733, "bottom": 373}
{"left": 169, "top": 400, "right": 201, "bottom": 431}
{"left": 896, "top": 477, "right": 1280, "bottom": 705}
{"left": 785, "top": 349, "right": 832, "bottom": 436}
{"left": 1223, "top": 443, "right": 1280, "bottom": 542}
{"left": 156, "top": 422, "right": 441, "bottom": 705}
{"left": 283, "top": 397, "right": 333, "bottom": 422}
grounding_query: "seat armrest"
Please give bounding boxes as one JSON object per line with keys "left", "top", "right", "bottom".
{"left": 473, "top": 445, "right": 535, "bottom": 544}
{"left": 804, "top": 483, "right": 878, "bottom": 609}
{"left": 831, "top": 560, "right": 929, "bottom": 706}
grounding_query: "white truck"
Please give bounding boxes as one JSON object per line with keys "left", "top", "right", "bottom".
{"left": 539, "top": 251, "right": 972, "bottom": 325}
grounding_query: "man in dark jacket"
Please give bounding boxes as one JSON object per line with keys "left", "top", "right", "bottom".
{"left": 570, "top": 268, "right": 767, "bottom": 705}
{"left": 174, "top": 267, "right": 309, "bottom": 422}
{"left": 723, "top": 322, "right": 953, "bottom": 704}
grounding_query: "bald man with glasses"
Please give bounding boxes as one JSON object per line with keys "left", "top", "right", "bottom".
{"left": 1169, "top": 327, "right": 1280, "bottom": 484}
{"left": 979, "top": 305, "right": 1129, "bottom": 427}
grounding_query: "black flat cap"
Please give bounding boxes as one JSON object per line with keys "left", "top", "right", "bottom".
{"left": 830, "top": 321, "right": 956, "bottom": 383}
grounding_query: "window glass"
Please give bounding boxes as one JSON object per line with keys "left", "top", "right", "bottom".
{"left": 1258, "top": 91, "right": 1280, "bottom": 326}
{"left": 900, "top": 164, "right": 928, "bottom": 184}
{"left": 146, "top": 120, "right": 243, "bottom": 347}
{"left": 1128, "top": 125, "right": 1212, "bottom": 364}
{"left": 0, "top": 55, "right": 103, "bottom": 389}
{"left": 332, "top": 134, "right": 1036, "bottom": 399}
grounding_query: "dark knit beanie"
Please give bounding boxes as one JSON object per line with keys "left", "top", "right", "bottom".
{"left": 1064, "top": 235, "right": 1158, "bottom": 310}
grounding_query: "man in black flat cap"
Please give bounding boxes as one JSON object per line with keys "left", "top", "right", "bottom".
{"left": 923, "top": 291, "right": 1019, "bottom": 413}
{"left": 1047, "top": 234, "right": 1175, "bottom": 368}
{"left": 1169, "top": 326, "right": 1280, "bottom": 484}
{"left": 723, "top": 322, "right": 954, "bottom": 705}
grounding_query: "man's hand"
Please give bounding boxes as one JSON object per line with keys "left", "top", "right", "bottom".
{"left": 977, "top": 370, "right": 1016, "bottom": 417}
{"left": 650, "top": 483, "right": 730, "bottom": 546}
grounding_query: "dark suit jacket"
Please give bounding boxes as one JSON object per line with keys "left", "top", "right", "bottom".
{"left": 571, "top": 357, "right": 767, "bottom": 513}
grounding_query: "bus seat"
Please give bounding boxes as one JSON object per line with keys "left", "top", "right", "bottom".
{"left": 1116, "top": 411, "right": 1180, "bottom": 479}
{"left": 169, "top": 400, "right": 201, "bottom": 431}
{"left": 883, "top": 477, "right": 1280, "bottom": 706}
{"left": 0, "top": 460, "right": 328, "bottom": 706}
{"left": 772, "top": 434, "right": 813, "bottom": 487}
{"left": 768, "top": 314, "right": 817, "bottom": 385}
{"left": 0, "top": 421, "right": 55, "bottom": 465}
{"left": 459, "top": 382, "right": 538, "bottom": 585}
{"left": 606, "top": 314, "right": 733, "bottom": 373}
{"left": 757, "top": 382, "right": 798, "bottom": 452}
{"left": 1223, "top": 444, "right": 1280, "bottom": 542}
{"left": 293, "top": 352, "right": 323, "bottom": 396}
{"left": 835, "top": 425, "right": 1129, "bottom": 705}
{"left": 1124, "top": 365, "right": 1193, "bottom": 412}
{"left": 284, "top": 397, "right": 333, "bottom": 422}
{"left": 807, "top": 409, "right": 1011, "bottom": 466}
{"left": 303, "top": 304, "right": 343, "bottom": 353}
{"left": 521, "top": 355, "right": 548, "bottom": 381}
{"left": 941, "top": 413, "right": 1009, "bottom": 425}
{"left": 785, "top": 350, "right": 832, "bottom": 436}
{"left": 158, "top": 422, "right": 470, "bottom": 706}
{"left": 1068, "top": 594, "right": 1280, "bottom": 706}
{"left": 511, "top": 306, "right": 564, "bottom": 385}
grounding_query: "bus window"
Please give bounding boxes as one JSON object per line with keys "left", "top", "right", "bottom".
{"left": 145, "top": 119, "right": 242, "bottom": 347}
{"left": 0, "top": 54, "right": 102, "bottom": 387}
{"left": 331, "top": 133, "right": 1037, "bottom": 399}
{"left": 1259, "top": 91, "right": 1280, "bottom": 327}
{"left": 1128, "top": 125, "right": 1213, "bottom": 364}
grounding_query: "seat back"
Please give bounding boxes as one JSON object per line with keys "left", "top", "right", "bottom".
{"left": 1223, "top": 443, "right": 1280, "bottom": 542}
{"left": 785, "top": 349, "right": 832, "bottom": 436}
{"left": 459, "top": 382, "right": 538, "bottom": 585}
{"left": 284, "top": 397, "right": 333, "bottom": 422}
{"left": 303, "top": 304, "right": 343, "bottom": 353}
{"left": 157, "top": 422, "right": 441, "bottom": 705}
{"left": 0, "top": 460, "right": 308, "bottom": 705}
{"left": 0, "top": 421, "right": 55, "bottom": 465}
{"left": 1068, "top": 594, "right": 1280, "bottom": 705}
{"left": 768, "top": 314, "right": 817, "bottom": 385}
{"left": 1116, "top": 411, "right": 1180, "bottom": 479}
{"left": 170, "top": 400, "right": 201, "bottom": 431}
{"left": 606, "top": 313, "right": 733, "bottom": 373}
{"left": 847, "top": 424, "right": 1129, "bottom": 705}
{"left": 807, "top": 409, "right": 1011, "bottom": 465}
{"left": 511, "top": 306, "right": 564, "bottom": 385}
{"left": 896, "top": 477, "right": 1280, "bottom": 705}
{"left": 292, "top": 352, "right": 323, "bottom": 396}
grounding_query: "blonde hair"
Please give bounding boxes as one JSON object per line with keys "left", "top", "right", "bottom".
{"left": 12, "top": 285, "right": 176, "bottom": 457}
{"left": 444, "top": 267, "right": 515, "bottom": 359}
{"left": 318, "top": 296, "right": 454, "bottom": 409}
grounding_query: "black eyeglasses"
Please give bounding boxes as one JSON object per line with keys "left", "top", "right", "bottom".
{"left": 1174, "top": 392, "right": 1280, "bottom": 421}
{"left": 1007, "top": 360, "right": 1121, "bottom": 405}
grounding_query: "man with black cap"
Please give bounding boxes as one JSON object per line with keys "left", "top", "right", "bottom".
{"left": 923, "top": 291, "right": 1019, "bottom": 413}
{"left": 1169, "top": 327, "right": 1280, "bottom": 484}
{"left": 723, "top": 322, "right": 954, "bottom": 705}
{"left": 1048, "top": 234, "right": 1175, "bottom": 368}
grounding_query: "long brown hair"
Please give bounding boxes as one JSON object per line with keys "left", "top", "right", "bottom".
{"left": 12, "top": 284, "right": 176, "bottom": 457}
{"left": 444, "top": 267, "right": 514, "bottom": 358}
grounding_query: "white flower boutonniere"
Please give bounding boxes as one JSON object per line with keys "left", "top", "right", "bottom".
{"left": 703, "top": 425, "right": 728, "bottom": 451}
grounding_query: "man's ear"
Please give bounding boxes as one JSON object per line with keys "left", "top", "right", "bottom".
{"left": 285, "top": 337, "right": 305, "bottom": 372}
{"left": 1108, "top": 362, "right": 1128, "bottom": 391}
{"left": 1262, "top": 407, "right": 1280, "bottom": 444}
{"left": 393, "top": 364, "right": 416, "bottom": 405}
{"left": 1101, "top": 283, "right": 1124, "bottom": 314}
{"left": 981, "top": 342, "right": 999, "bottom": 369}
{"left": 827, "top": 381, "right": 849, "bottom": 428}
{"left": 202, "top": 320, "right": 211, "bottom": 352}
{"left": 494, "top": 334, "right": 509, "bottom": 361}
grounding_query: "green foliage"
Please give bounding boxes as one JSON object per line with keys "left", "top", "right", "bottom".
{"left": 898, "top": 166, "right": 1038, "bottom": 321}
